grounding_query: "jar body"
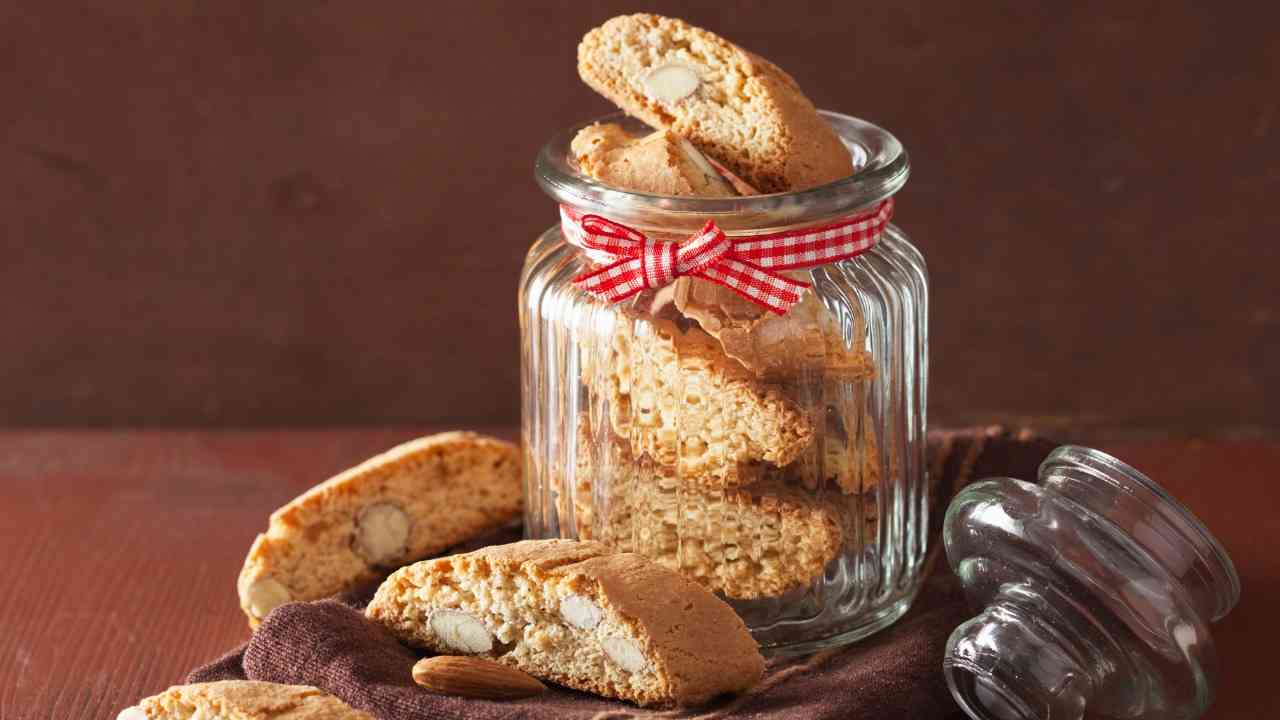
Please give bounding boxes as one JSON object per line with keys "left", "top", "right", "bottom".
{"left": 519, "top": 219, "right": 928, "bottom": 652}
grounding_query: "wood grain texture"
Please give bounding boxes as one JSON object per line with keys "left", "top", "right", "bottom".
{"left": 0, "top": 428, "right": 513, "bottom": 719}
{"left": 0, "top": 2, "right": 1277, "bottom": 430}
{"left": 0, "top": 429, "right": 1273, "bottom": 718}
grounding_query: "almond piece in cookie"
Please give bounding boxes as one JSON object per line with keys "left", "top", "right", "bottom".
{"left": 366, "top": 539, "right": 765, "bottom": 708}
{"left": 571, "top": 122, "right": 735, "bottom": 196}
{"left": 578, "top": 14, "right": 853, "bottom": 192}
{"left": 237, "top": 432, "right": 521, "bottom": 628}
{"left": 120, "top": 681, "right": 372, "bottom": 720}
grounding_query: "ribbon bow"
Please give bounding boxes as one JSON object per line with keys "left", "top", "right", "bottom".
{"left": 562, "top": 198, "right": 893, "bottom": 314}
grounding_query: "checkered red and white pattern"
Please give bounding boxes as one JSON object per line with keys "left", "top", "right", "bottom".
{"left": 561, "top": 198, "right": 893, "bottom": 314}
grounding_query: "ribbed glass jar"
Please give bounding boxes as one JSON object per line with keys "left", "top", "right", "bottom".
{"left": 520, "top": 112, "right": 927, "bottom": 653}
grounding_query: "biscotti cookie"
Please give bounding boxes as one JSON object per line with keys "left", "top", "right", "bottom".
{"left": 365, "top": 540, "right": 765, "bottom": 707}
{"left": 674, "top": 279, "right": 876, "bottom": 381}
{"left": 794, "top": 415, "right": 882, "bottom": 495}
{"left": 237, "top": 432, "right": 521, "bottom": 628}
{"left": 571, "top": 122, "right": 735, "bottom": 196}
{"left": 585, "top": 314, "right": 814, "bottom": 485}
{"left": 118, "top": 681, "right": 371, "bottom": 720}
{"left": 578, "top": 14, "right": 853, "bottom": 192}
{"left": 572, "top": 420, "right": 843, "bottom": 599}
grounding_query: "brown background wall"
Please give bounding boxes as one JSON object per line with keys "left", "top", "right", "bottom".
{"left": 2, "top": 2, "right": 1276, "bottom": 431}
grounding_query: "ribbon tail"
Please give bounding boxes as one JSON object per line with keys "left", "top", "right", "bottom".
{"left": 696, "top": 259, "right": 810, "bottom": 315}
{"left": 573, "top": 257, "right": 648, "bottom": 303}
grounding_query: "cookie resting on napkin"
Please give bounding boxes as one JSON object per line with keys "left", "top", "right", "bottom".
{"left": 188, "top": 427, "right": 1055, "bottom": 720}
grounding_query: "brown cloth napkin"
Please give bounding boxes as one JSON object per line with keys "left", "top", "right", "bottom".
{"left": 190, "top": 427, "right": 1057, "bottom": 719}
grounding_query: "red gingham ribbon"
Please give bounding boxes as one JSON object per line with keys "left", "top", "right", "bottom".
{"left": 561, "top": 198, "right": 894, "bottom": 314}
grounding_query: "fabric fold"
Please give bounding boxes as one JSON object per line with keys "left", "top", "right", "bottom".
{"left": 187, "top": 426, "right": 1057, "bottom": 719}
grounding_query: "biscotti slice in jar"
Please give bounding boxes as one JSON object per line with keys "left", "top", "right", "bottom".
{"left": 674, "top": 279, "right": 877, "bottom": 381}
{"left": 571, "top": 122, "right": 736, "bottom": 196}
{"left": 572, "top": 418, "right": 844, "bottom": 599}
{"left": 578, "top": 14, "right": 853, "bottom": 192}
{"left": 117, "top": 681, "right": 372, "bottom": 720}
{"left": 237, "top": 431, "right": 521, "bottom": 628}
{"left": 793, "top": 409, "right": 883, "bottom": 495}
{"left": 585, "top": 314, "right": 814, "bottom": 486}
{"left": 365, "top": 539, "right": 765, "bottom": 707}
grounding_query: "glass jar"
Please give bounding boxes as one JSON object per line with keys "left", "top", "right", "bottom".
{"left": 520, "top": 111, "right": 926, "bottom": 653}
{"left": 943, "top": 446, "right": 1240, "bottom": 720}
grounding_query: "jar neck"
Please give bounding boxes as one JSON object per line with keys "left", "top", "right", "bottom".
{"left": 945, "top": 585, "right": 1098, "bottom": 720}
{"left": 537, "top": 111, "right": 908, "bottom": 238}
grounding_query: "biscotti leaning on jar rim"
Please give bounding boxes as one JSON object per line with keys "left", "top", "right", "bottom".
{"left": 117, "top": 681, "right": 372, "bottom": 720}
{"left": 570, "top": 122, "right": 737, "bottom": 197}
{"left": 577, "top": 13, "right": 853, "bottom": 193}
{"left": 365, "top": 539, "right": 766, "bottom": 708}
{"left": 237, "top": 431, "right": 521, "bottom": 628}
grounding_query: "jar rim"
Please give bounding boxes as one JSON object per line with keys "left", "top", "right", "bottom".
{"left": 1040, "top": 445, "right": 1241, "bottom": 621}
{"left": 534, "top": 111, "right": 909, "bottom": 230}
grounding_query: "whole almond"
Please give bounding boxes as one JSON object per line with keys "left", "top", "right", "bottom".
{"left": 412, "top": 655, "right": 546, "bottom": 700}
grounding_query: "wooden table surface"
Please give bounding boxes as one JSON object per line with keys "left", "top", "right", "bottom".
{"left": 0, "top": 428, "right": 1274, "bottom": 719}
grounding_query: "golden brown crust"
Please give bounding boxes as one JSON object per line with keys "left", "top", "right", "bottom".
{"left": 131, "top": 681, "right": 372, "bottom": 720}
{"left": 237, "top": 432, "right": 522, "bottom": 628}
{"left": 570, "top": 123, "right": 735, "bottom": 196}
{"left": 674, "top": 279, "right": 876, "bottom": 381}
{"left": 571, "top": 419, "right": 844, "bottom": 599}
{"left": 578, "top": 14, "right": 853, "bottom": 192}
{"left": 366, "top": 540, "right": 763, "bottom": 707}
{"left": 573, "top": 551, "right": 764, "bottom": 704}
{"left": 590, "top": 314, "right": 815, "bottom": 486}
